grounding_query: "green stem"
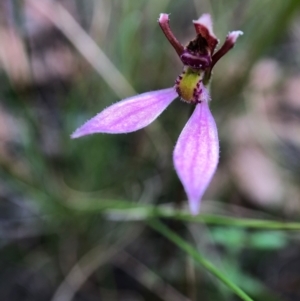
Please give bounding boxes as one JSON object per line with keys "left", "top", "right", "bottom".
{"left": 71, "top": 200, "right": 300, "bottom": 230}
{"left": 148, "top": 219, "right": 255, "bottom": 301}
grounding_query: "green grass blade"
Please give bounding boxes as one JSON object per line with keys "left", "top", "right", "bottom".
{"left": 70, "top": 200, "right": 300, "bottom": 230}
{"left": 148, "top": 219, "right": 255, "bottom": 301}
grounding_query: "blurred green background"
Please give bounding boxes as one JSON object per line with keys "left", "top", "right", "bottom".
{"left": 1, "top": 0, "right": 300, "bottom": 300}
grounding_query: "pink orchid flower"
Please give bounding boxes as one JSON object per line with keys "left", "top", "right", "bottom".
{"left": 71, "top": 13, "right": 243, "bottom": 215}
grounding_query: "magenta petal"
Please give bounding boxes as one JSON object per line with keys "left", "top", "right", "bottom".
{"left": 71, "top": 88, "right": 177, "bottom": 138}
{"left": 173, "top": 102, "right": 219, "bottom": 215}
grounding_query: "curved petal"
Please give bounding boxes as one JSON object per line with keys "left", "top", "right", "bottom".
{"left": 173, "top": 102, "right": 219, "bottom": 215}
{"left": 71, "top": 88, "right": 177, "bottom": 138}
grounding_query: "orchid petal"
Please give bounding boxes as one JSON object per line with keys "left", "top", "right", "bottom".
{"left": 173, "top": 102, "right": 219, "bottom": 215}
{"left": 71, "top": 88, "right": 177, "bottom": 138}
{"left": 227, "top": 30, "right": 244, "bottom": 44}
{"left": 193, "top": 14, "right": 218, "bottom": 54}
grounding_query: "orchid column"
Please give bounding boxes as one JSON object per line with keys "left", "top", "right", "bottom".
{"left": 71, "top": 13, "right": 243, "bottom": 215}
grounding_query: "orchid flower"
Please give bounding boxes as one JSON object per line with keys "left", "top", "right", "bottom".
{"left": 71, "top": 13, "right": 243, "bottom": 215}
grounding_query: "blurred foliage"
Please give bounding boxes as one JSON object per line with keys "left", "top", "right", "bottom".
{"left": 1, "top": 0, "right": 300, "bottom": 300}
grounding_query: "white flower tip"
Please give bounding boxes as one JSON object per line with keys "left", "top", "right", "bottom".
{"left": 71, "top": 123, "right": 94, "bottom": 138}
{"left": 193, "top": 13, "right": 213, "bottom": 33}
{"left": 158, "top": 13, "right": 170, "bottom": 23}
{"left": 189, "top": 199, "right": 201, "bottom": 216}
{"left": 70, "top": 131, "right": 80, "bottom": 139}
{"left": 228, "top": 30, "right": 244, "bottom": 43}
